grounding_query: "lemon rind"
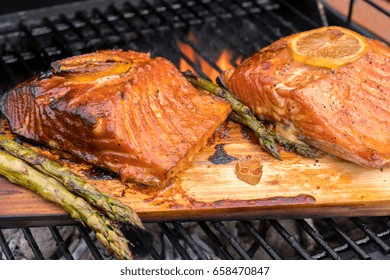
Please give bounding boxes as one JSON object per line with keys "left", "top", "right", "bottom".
{"left": 287, "top": 26, "right": 369, "bottom": 69}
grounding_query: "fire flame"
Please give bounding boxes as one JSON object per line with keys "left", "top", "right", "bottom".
{"left": 178, "top": 34, "right": 242, "bottom": 82}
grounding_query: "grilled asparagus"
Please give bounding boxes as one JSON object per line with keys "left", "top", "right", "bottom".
{"left": 0, "top": 149, "right": 133, "bottom": 259}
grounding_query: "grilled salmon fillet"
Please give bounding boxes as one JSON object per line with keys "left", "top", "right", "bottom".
{"left": 1, "top": 50, "right": 231, "bottom": 187}
{"left": 222, "top": 35, "right": 390, "bottom": 169}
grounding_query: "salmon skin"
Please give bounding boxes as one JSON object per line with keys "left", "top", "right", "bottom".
{"left": 1, "top": 50, "right": 231, "bottom": 187}
{"left": 222, "top": 33, "right": 390, "bottom": 169}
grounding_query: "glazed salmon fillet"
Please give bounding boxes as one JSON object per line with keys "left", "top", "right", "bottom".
{"left": 2, "top": 50, "right": 231, "bottom": 187}
{"left": 222, "top": 36, "right": 390, "bottom": 169}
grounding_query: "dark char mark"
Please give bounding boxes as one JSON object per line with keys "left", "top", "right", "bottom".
{"left": 208, "top": 143, "right": 237, "bottom": 165}
{"left": 82, "top": 165, "right": 120, "bottom": 180}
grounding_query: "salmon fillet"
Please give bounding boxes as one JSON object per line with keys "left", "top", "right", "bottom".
{"left": 222, "top": 35, "right": 390, "bottom": 169}
{"left": 1, "top": 50, "right": 231, "bottom": 187}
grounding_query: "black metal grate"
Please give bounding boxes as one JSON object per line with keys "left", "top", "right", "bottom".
{"left": 2, "top": 217, "right": 390, "bottom": 260}
{"left": 0, "top": 0, "right": 389, "bottom": 260}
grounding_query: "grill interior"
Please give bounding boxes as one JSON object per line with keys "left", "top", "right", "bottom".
{"left": 2, "top": 217, "right": 390, "bottom": 260}
{"left": 0, "top": 0, "right": 389, "bottom": 260}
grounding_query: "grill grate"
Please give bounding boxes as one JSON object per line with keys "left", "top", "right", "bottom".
{"left": 0, "top": 0, "right": 389, "bottom": 260}
{"left": 2, "top": 217, "right": 390, "bottom": 260}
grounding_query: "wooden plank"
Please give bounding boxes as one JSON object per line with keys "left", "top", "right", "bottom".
{"left": 0, "top": 120, "right": 389, "bottom": 222}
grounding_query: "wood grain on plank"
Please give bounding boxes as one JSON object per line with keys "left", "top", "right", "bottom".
{"left": 0, "top": 120, "right": 389, "bottom": 222}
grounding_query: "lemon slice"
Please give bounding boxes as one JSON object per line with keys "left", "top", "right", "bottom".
{"left": 287, "top": 26, "right": 368, "bottom": 69}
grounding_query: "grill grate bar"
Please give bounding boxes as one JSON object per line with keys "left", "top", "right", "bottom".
{"left": 183, "top": 0, "right": 262, "bottom": 55}
{"left": 75, "top": 224, "right": 104, "bottom": 260}
{"left": 108, "top": 4, "right": 145, "bottom": 46}
{"left": 350, "top": 217, "right": 390, "bottom": 253}
{"left": 58, "top": 14, "right": 94, "bottom": 54}
{"left": 364, "top": 0, "right": 390, "bottom": 17}
{"left": 43, "top": 17, "right": 75, "bottom": 57}
{"left": 204, "top": 1, "right": 273, "bottom": 49}
{"left": 296, "top": 219, "right": 341, "bottom": 260}
{"left": 75, "top": 11, "right": 109, "bottom": 50}
{"left": 347, "top": 0, "right": 356, "bottom": 23}
{"left": 229, "top": 0, "right": 279, "bottom": 43}
{"left": 198, "top": 221, "right": 234, "bottom": 260}
{"left": 129, "top": 1, "right": 169, "bottom": 32}
{"left": 153, "top": 11, "right": 212, "bottom": 82}
{"left": 240, "top": 220, "right": 282, "bottom": 260}
{"left": 0, "top": 56, "right": 18, "bottom": 87}
{"left": 276, "top": 0, "right": 319, "bottom": 27}
{"left": 117, "top": 1, "right": 213, "bottom": 80}
{"left": 49, "top": 226, "right": 74, "bottom": 260}
{"left": 313, "top": 225, "right": 390, "bottom": 259}
{"left": 142, "top": 1, "right": 227, "bottom": 72}
{"left": 220, "top": 1, "right": 277, "bottom": 56}
{"left": 122, "top": 1, "right": 187, "bottom": 60}
{"left": 19, "top": 22, "right": 52, "bottom": 68}
{"left": 172, "top": 222, "right": 208, "bottom": 260}
{"left": 134, "top": 229, "right": 162, "bottom": 260}
{"left": 158, "top": 223, "right": 191, "bottom": 260}
{"left": 325, "top": 218, "right": 371, "bottom": 260}
{"left": 184, "top": 0, "right": 266, "bottom": 58}
{"left": 136, "top": 1, "right": 171, "bottom": 33}
{"left": 21, "top": 228, "right": 45, "bottom": 260}
{"left": 181, "top": 36, "right": 225, "bottom": 74}
{"left": 124, "top": 1, "right": 165, "bottom": 41}
{"left": 124, "top": 0, "right": 175, "bottom": 53}
{"left": 212, "top": 221, "right": 251, "bottom": 260}
{"left": 0, "top": 229, "right": 15, "bottom": 260}
{"left": 381, "top": 217, "right": 390, "bottom": 229}
{"left": 159, "top": 0, "right": 197, "bottom": 27}
{"left": 252, "top": 0, "right": 302, "bottom": 34}
{"left": 126, "top": 2, "right": 162, "bottom": 26}
{"left": 245, "top": 239, "right": 261, "bottom": 258}
{"left": 158, "top": 0, "right": 203, "bottom": 33}
{"left": 269, "top": 220, "right": 313, "bottom": 260}
{"left": 175, "top": 44, "right": 210, "bottom": 79}
{"left": 210, "top": 2, "right": 269, "bottom": 52}
{"left": 315, "top": 0, "right": 329, "bottom": 26}
{"left": 92, "top": 8, "right": 127, "bottom": 49}
{"left": 5, "top": 43, "right": 35, "bottom": 77}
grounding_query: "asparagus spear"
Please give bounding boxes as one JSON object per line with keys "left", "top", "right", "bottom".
{"left": 0, "top": 134, "right": 143, "bottom": 229}
{"left": 183, "top": 71, "right": 282, "bottom": 160}
{"left": 0, "top": 150, "right": 132, "bottom": 259}
{"left": 183, "top": 71, "right": 320, "bottom": 159}
{"left": 229, "top": 112, "right": 320, "bottom": 158}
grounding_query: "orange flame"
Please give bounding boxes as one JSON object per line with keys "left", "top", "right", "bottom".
{"left": 178, "top": 35, "right": 242, "bottom": 82}
{"left": 178, "top": 41, "right": 196, "bottom": 74}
